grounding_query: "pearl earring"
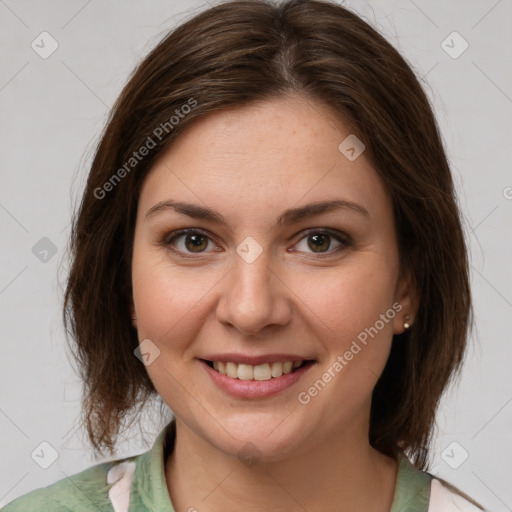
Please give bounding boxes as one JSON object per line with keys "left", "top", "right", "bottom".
{"left": 403, "top": 314, "right": 411, "bottom": 330}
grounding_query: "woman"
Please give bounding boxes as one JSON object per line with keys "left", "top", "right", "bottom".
{"left": 1, "top": 0, "right": 486, "bottom": 510}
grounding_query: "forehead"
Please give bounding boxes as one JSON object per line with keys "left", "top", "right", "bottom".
{"left": 137, "top": 94, "right": 390, "bottom": 225}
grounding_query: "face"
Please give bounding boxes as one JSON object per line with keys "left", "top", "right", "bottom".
{"left": 131, "top": 94, "right": 415, "bottom": 461}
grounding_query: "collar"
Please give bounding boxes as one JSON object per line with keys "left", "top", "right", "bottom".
{"left": 127, "top": 419, "right": 176, "bottom": 511}
{"left": 390, "top": 451, "right": 432, "bottom": 511}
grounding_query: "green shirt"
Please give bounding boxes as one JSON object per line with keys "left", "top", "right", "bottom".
{"left": 0, "top": 421, "right": 474, "bottom": 511}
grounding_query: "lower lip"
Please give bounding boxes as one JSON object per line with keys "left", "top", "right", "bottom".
{"left": 201, "top": 360, "right": 315, "bottom": 399}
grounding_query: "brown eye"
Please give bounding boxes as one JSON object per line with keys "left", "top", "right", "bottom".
{"left": 165, "top": 230, "right": 214, "bottom": 254}
{"left": 294, "top": 229, "right": 351, "bottom": 256}
{"left": 307, "top": 233, "right": 331, "bottom": 252}
{"left": 183, "top": 233, "right": 209, "bottom": 252}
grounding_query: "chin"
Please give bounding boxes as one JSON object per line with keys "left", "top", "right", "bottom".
{"left": 199, "top": 411, "right": 312, "bottom": 464}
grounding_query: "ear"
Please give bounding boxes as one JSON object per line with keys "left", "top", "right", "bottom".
{"left": 130, "top": 303, "right": 137, "bottom": 329}
{"left": 392, "top": 265, "right": 419, "bottom": 335}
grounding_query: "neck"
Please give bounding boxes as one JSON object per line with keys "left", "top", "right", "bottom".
{"left": 165, "top": 416, "right": 398, "bottom": 511}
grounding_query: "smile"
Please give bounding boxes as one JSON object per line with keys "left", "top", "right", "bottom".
{"left": 200, "top": 358, "right": 316, "bottom": 399}
{"left": 206, "top": 360, "right": 306, "bottom": 380}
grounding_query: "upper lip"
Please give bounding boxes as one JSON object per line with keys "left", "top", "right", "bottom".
{"left": 200, "top": 353, "right": 315, "bottom": 365}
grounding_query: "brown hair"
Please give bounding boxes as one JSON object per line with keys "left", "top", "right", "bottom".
{"left": 63, "top": 0, "right": 472, "bottom": 470}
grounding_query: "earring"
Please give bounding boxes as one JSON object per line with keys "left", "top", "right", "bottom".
{"left": 403, "top": 314, "right": 411, "bottom": 330}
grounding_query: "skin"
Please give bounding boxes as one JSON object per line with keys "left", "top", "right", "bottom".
{"left": 130, "top": 93, "right": 418, "bottom": 511}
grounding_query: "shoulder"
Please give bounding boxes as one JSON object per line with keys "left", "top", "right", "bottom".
{"left": 0, "top": 457, "right": 137, "bottom": 512}
{"left": 429, "top": 478, "right": 488, "bottom": 512}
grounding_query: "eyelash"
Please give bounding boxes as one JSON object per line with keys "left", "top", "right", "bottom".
{"left": 161, "top": 228, "right": 352, "bottom": 259}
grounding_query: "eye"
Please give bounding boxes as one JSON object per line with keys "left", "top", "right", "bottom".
{"left": 164, "top": 229, "right": 217, "bottom": 256}
{"left": 293, "top": 229, "right": 351, "bottom": 256}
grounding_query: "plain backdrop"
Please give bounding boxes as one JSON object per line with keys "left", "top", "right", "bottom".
{"left": 1, "top": 0, "right": 511, "bottom": 510}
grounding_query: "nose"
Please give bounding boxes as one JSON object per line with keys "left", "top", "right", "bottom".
{"left": 215, "top": 250, "right": 292, "bottom": 337}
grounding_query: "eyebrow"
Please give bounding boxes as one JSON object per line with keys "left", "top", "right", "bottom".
{"left": 144, "top": 198, "right": 369, "bottom": 226}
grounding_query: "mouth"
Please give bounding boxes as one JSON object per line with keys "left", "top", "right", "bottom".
{"left": 199, "top": 357, "right": 316, "bottom": 399}
{"left": 201, "top": 359, "right": 314, "bottom": 381}
{"left": 198, "top": 352, "right": 318, "bottom": 400}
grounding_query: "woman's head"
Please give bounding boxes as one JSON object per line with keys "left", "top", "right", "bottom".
{"left": 63, "top": 0, "right": 471, "bottom": 469}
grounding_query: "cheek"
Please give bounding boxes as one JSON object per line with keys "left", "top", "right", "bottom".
{"left": 298, "top": 257, "right": 397, "bottom": 339}
{"left": 297, "top": 257, "right": 398, "bottom": 396}
{"left": 291, "top": 290, "right": 396, "bottom": 435}
{"left": 131, "top": 248, "right": 219, "bottom": 350}
{"left": 132, "top": 272, "right": 187, "bottom": 344}
{"left": 130, "top": 251, "right": 209, "bottom": 408}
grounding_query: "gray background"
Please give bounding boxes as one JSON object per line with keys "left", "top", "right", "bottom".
{"left": 1, "top": 0, "right": 511, "bottom": 509}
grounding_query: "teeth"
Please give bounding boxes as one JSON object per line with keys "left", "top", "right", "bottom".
{"left": 254, "top": 363, "right": 271, "bottom": 381}
{"left": 237, "top": 364, "right": 253, "bottom": 380}
{"left": 226, "top": 362, "right": 238, "bottom": 378}
{"left": 271, "top": 362, "right": 283, "bottom": 378}
{"left": 283, "top": 361, "right": 293, "bottom": 374}
{"left": 210, "top": 360, "right": 305, "bottom": 380}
